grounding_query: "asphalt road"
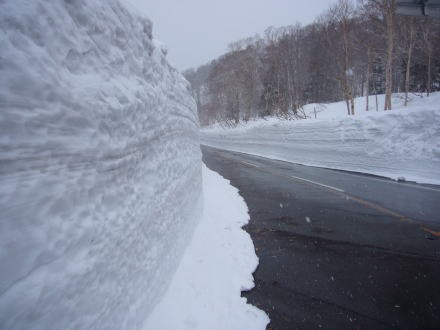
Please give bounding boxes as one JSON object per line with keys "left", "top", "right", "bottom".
{"left": 202, "top": 145, "right": 440, "bottom": 330}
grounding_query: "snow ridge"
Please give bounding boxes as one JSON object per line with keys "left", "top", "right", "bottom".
{"left": 202, "top": 93, "right": 440, "bottom": 184}
{"left": 0, "top": 1, "right": 201, "bottom": 329}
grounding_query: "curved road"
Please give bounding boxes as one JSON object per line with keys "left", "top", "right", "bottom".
{"left": 202, "top": 145, "right": 440, "bottom": 330}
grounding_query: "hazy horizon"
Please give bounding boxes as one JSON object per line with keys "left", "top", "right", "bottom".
{"left": 123, "top": 0, "right": 337, "bottom": 70}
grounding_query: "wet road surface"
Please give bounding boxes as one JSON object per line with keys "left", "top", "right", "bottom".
{"left": 202, "top": 145, "right": 440, "bottom": 330}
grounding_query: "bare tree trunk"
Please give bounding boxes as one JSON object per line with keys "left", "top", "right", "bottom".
{"left": 235, "top": 93, "right": 240, "bottom": 124}
{"left": 343, "top": 69, "right": 350, "bottom": 116}
{"left": 427, "top": 46, "right": 432, "bottom": 97}
{"left": 375, "top": 92, "right": 378, "bottom": 112}
{"left": 404, "top": 17, "right": 414, "bottom": 107}
{"left": 366, "top": 47, "right": 371, "bottom": 111}
{"left": 384, "top": 0, "right": 395, "bottom": 111}
{"left": 342, "top": 18, "right": 354, "bottom": 115}
{"left": 349, "top": 89, "right": 355, "bottom": 115}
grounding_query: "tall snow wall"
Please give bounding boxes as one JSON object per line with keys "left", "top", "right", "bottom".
{"left": 0, "top": 1, "right": 202, "bottom": 329}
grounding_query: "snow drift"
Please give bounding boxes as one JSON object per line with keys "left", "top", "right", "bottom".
{"left": 0, "top": 1, "right": 201, "bottom": 329}
{"left": 202, "top": 93, "right": 440, "bottom": 185}
{"left": 143, "top": 165, "right": 269, "bottom": 330}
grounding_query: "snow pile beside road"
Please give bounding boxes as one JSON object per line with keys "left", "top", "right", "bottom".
{"left": 143, "top": 165, "right": 269, "bottom": 330}
{"left": 0, "top": 1, "right": 201, "bottom": 329}
{"left": 202, "top": 93, "right": 440, "bottom": 184}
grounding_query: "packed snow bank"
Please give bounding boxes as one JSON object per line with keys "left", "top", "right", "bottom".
{"left": 0, "top": 1, "right": 201, "bottom": 329}
{"left": 143, "top": 165, "right": 269, "bottom": 330}
{"left": 202, "top": 93, "right": 440, "bottom": 185}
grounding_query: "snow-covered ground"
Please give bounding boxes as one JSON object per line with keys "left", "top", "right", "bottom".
{"left": 0, "top": 1, "right": 267, "bottom": 329}
{"left": 143, "top": 165, "right": 269, "bottom": 330}
{"left": 0, "top": 1, "right": 203, "bottom": 329}
{"left": 202, "top": 93, "right": 440, "bottom": 185}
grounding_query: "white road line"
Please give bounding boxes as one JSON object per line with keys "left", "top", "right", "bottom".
{"left": 331, "top": 169, "right": 440, "bottom": 193}
{"left": 217, "top": 153, "right": 259, "bottom": 169}
{"left": 239, "top": 160, "right": 259, "bottom": 168}
{"left": 288, "top": 175, "right": 345, "bottom": 193}
{"left": 413, "top": 185, "right": 440, "bottom": 193}
{"left": 238, "top": 152, "right": 440, "bottom": 193}
{"left": 213, "top": 149, "right": 440, "bottom": 239}
{"left": 220, "top": 152, "right": 344, "bottom": 193}
{"left": 212, "top": 147, "right": 440, "bottom": 194}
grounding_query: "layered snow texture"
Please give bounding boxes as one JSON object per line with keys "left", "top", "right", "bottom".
{"left": 143, "top": 165, "right": 269, "bottom": 330}
{"left": 0, "top": 1, "right": 201, "bottom": 329}
{"left": 202, "top": 93, "right": 440, "bottom": 184}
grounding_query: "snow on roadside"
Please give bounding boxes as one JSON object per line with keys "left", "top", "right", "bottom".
{"left": 202, "top": 93, "right": 440, "bottom": 185}
{"left": 143, "top": 165, "right": 269, "bottom": 330}
{"left": 1, "top": 1, "right": 201, "bottom": 329}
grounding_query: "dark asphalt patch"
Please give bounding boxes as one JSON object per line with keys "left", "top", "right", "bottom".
{"left": 202, "top": 146, "right": 440, "bottom": 330}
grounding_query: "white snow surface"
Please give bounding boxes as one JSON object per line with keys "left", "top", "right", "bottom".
{"left": 202, "top": 93, "right": 440, "bottom": 185}
{"left": 0, "top": 1, "right": 202, "bottom": 329}
{"left": 143, "top": 165, "right": 269, "bottom": 330}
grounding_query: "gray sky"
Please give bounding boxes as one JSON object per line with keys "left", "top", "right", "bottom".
{"left": 124, "top": 0, "right": 337, "bottom": 70}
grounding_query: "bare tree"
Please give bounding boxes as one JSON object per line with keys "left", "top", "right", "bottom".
{"left": 397, "top": 16, "right": 416, "bottom": 106}
{"left": 362, "top": 0, "right": 396, "bottom": 110}
{"left": 321, "top": 0, "right": 356, "bottom": 115}
{"left": 184, "top": 0, "right": 440, "bottom": 126}
{"left": 383, "top": 0, "right": 396, "bottom": 110}
{"left": 419, "top": 17, "right": 440, "bottom": 96}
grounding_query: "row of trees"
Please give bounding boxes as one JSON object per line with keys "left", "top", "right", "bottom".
{"left": 184, "top": 0, "right": 440, "bottom": 126}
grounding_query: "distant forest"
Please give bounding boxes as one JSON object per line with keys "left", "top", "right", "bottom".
{"left": 183, "top": 0, "right": 440, "bottom": 126}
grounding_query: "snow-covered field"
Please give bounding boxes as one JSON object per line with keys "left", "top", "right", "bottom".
{"left": 202, "top": 93, "right": 440, "bottom": 185}
{"left": 0, "top": 1, "right": 203, "bottom": 329}
{"left": 143, "top": 165, "right": 269, "bottom": 330}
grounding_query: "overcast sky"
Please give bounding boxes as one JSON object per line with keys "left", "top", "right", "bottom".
{"left": 124, "top": 0, "right": 337, "bottom": 70}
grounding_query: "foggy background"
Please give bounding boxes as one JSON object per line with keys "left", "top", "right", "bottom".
{"left": 124, "top": 0, "right": 337, "bottom": 70}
